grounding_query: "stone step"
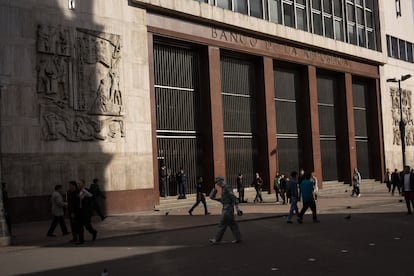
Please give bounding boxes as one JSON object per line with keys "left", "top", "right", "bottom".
{"left": 155, "top": 188, "right": 275, "bottom": 211}
{"left": 318, "top": 179, "right": 387, "bottom": 196}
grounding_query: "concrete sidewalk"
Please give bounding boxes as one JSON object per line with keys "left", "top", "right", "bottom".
{"left": 2, "top": 191, "right": 407, "bottom": 251}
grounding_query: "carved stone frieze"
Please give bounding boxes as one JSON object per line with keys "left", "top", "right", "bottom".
{"left": 390, "top": 87, "right": 414, "bottom": 146}
{"left": 36, "top": 24, "right": 124, "bottom": 142}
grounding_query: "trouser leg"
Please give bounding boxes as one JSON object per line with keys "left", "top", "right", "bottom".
{"left": 215, "top": 215, "right": 229, "bottom": 242}
{"left": 189, "top": 200, "right": 200, "bottom": 212}
{"left": 229, "top": 218, "right": 241, "bottom": 241}
{"left": 47, "top": 216, "right": 59, "bottom": 235}
{"left": 58, "top": 216, "right": 68, "bottom": 234}
{"left": 201, "top": 197, "right": 208, "bottom": 214}
{"left": 310, "top": 200, "right": 317, "bottom": 220}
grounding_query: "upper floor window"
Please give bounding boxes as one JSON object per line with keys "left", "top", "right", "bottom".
{"left": 386, "top": 34, "right": 414, "bottom": 63}
{"left": 194, "top": 0, "right": 379, "bottom": 51}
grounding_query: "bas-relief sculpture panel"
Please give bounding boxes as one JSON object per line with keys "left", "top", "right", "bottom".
{"left": 36, "top": 24, "right": 125, "bottom": 142}
{"left": 390, "top": 87, "right": 414, "bottom": 146}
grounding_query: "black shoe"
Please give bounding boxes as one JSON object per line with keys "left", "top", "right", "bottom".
{"left": 63, "top": 232, "right": 71, "bottom": 236}
{"left": 188, "top": 210, "right": 193, "bottom": 216}
{"left": 92, "top": 231, "right": 97, "bottom": 241}
{"left": 205, "top": 212, "right": 211, "bottom": 215}
{"left": 101, "top": 216, "right": 107, "bottom": 221}
{"left": 47, "top": 234, "right": 56, "bottom": 237}
{"left": 297, "top": 218, "right": 303, "bottom": 224}
{"left": 313, "top": 220, "right": 320, "bottom": 223}
{"left": 75, "top": 241, "right": 84, "bottom": 245}
{"left": 232, "top": 239, "right": 242, "bottom": 244}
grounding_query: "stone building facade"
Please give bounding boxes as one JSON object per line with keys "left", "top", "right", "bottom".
{"left": 0, "top": 0, "right": 412, "bottom": 222}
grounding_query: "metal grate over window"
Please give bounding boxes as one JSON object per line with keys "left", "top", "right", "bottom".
{"left": 221, "top": 55, "right": 258, "bottom": 187}
{"left": 154, "top": 41, "right": 204, "bottom": 195}
{"left": 317, "top": 73, "right": 340, "bottom": 181}
{"left": 274, "top": 66, "right": 303, "bottom": 175}
{"left": 352, "top": 80, "right": 372, "bottom": 178}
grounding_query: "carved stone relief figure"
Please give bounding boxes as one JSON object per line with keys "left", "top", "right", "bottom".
{"left": 393, "top": 127, "right": 401, "bottom": 145}
{"left": 390, "top": 87, "right": 413, "bottom": 146}
{"left": 36, "top": 24, "right": 125, "bottom": 142}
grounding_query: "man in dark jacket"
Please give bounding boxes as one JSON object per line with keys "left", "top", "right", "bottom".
{"left": 67, "top": 181, "right": 79, "bottom": 243}
{"left": 391, "top": 168, "right": 401, "bottom": 196}
{"left": 74, "top": 179, "right": 97, "bottom": 244}
{"left": 188, "top": 176, "right": 210, "bottom": 215}
{"left": 252, "top": 172, "right": 263, "bottom": 203}
{"left": 237, "top": 173, "right": 245, "bottom": 203}
{"left": 89, "top": 178, "right": 106, "bottom": 221}
{"left": 176, "top": 167, "right": 187, "bottom": 199}
{"left": 400, "top": 165, "right": 414, "bottom": 214}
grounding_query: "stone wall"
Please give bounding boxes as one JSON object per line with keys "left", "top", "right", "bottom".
{"left": 0, "top": 0, "right": 155, "bottom": 221}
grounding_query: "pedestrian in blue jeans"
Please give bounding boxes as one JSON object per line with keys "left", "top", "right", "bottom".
{"left": 286, "top": 171, "right": 299, "bottom": 224}
{"left": 297, "top": 172, "right": 319, "bottom": 223}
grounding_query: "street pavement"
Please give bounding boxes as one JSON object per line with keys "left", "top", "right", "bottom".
{"left": 0, "top": 191, "right": 413, "bottom": 275}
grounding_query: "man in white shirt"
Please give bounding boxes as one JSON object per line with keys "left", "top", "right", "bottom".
{"left": 400, "top": 166, "right": 414, "bottom": 215}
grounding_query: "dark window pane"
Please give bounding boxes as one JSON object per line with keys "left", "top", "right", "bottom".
{"left": 365, "top": 0, "right": 373, "bottom": 9}
{"left": 250, "top": 0, "right": 263, "bottom": 18}
{"left": 407, "top": 43, "right": 413, "bottom": 62}
{"left": 391, "top": 37, "right": 398, "bottom": 58}
{"left": 367, "top": 30, "right": 375, "bottom": 50}
{"left": 358, "top": 26, "right": 366, "bottom": 47}
{"left": 313, "top": 12, "right": 323, "bottom": 35}
{"left": 297, "top": 7, "right": 307, "bottom": 30}
{"left": 386, "top": 35, "right": 391, "bottom": 56}
{"left": 334, "top": 0, "right": 342, "bottom": 17}
{"left": 356, "top": 140, "right": 371, "bottom": 179}
{"left": 217, "top": 0, "right": 231, "bottom": 9}
{"left": 320, "top": 140, "right": 339, "bottom": 181}
{"left": 234, "top": 0, "right": 248, "bottom": 14}
{"left": 356, "top": 7, "right": 364, "bottom": 25}
{"left": 277, "top": 138, "right": 302, "bottom": 175}
{"left": 335, "top": 19, "right": 344, "bottom": 41}
{"left": 323, "top": 0, "right": 332, "bottom": 13}
{"left": 312, "top": 0, "right": 321, "bottom": 10}
{"left": 352, "top": 82, "right": 367, "bottom": 108}
{"left": 348, "top": 24, "right": 357, "bottom": 45}
{"left": 347, "top": 3, "right": 355, "bottom": 22}
{"left": 355, "top": 0, "right": 363, "bottom": 6}
{"left": 366, "top": 11, "right": 373, "bottom": 27}
{"left": 269, "top": 0, "right": 282, "bottom": 23}
{"left": 284, "top": 2, "right": 294, "bottom": 27}
{"left": 195, "top": 0, "right": 209, "bottom": 3}
{"left": 276, "top": 101, "right": 298, "bottom": 133}
{"left": 324, "top": 16, "right": 334, "bottom": 38}
{"left": 399, "top": 40, "right": 407, "bottom": 61}
{"left": 296, "top": 0, "right": 306, "bottom": 5}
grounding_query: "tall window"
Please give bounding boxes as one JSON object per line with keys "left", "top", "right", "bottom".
{"left": 195, "top": 0, "right": 378, "bottom": 50}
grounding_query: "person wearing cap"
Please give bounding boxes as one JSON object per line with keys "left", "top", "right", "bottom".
{"left": 209, "top": 176, "right": 242, "bottom": 245}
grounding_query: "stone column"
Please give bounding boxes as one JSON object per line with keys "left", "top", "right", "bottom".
{"left": 258, "top": 56, "right": 277, "bottom": 193}
{"left": 305, "top": 65, "right": 323, "bottom": 187}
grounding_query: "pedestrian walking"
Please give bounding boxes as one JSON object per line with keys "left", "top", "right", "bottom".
{"left": 286, "top": 171, "right": 299, "bottom": 223}
{"left": 274, "top": 173, "right": 281, "bottom": 203}
{"left": 89, "top": 178, "right": 106, "bottom": 221}
{"left": 1, "top": 182, "right": 12, "bottom": 236}
{"left": 351, "top": 168, "right": 361, "bottom": 197}
{"left": 159, "top": 161, "right": 167, "bottom": 197}
{"left": 400, "top": 165, "right": 414, "bottom": 215}
{"left": 279, "top": 174, "right": 287, "bottom": 204}
{"left": 74, "top": 180, "right": 97, "bottom": 244}
{"left": 252, "top": 172, "right": 263, "bottom": 203}
{"left": 297, "top": 172, "right": 319, "bottom": 223}
{"left": 384, "top": 168, "right": 392, "bottom": 193}
{"left": 209, "top": 176, "right": 242, "bottom": 244}
{"left": 176, "top": 167, "right": 187, "bottom": 199}
{"left": 237, "top": 173, "right": 246, "bottom": 203}
{"left": 66, "top": 181, "right": 79, "bottom": 243}
{"left": 188, "top": 176, "right": 210, "bottom": 216}
{"left": 298, "top": 169, "right": 305, "bottom": 201}
{"left": 47, "top": 184, "right": 70, "bottom": 237}
{"left": 311, "top": 171, "right": 318, "bottom": 201}
{"left": 391, "top": 168, "right": 401, "bottom": 196}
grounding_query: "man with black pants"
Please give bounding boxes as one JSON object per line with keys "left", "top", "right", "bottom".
{"left": 188, "top": 176, "right": 210, "bottom": 215}
{"left": 400, "top": 166, "right": 414, "bottom": 215}
{"left": 391, "top": 168, "right": 401, "bottom": 196}
{"left": 75, "top": 180, "right": 97, "bottom": 244}
{"left": 297, "top": 172, "right": 319, "bottom": 224}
